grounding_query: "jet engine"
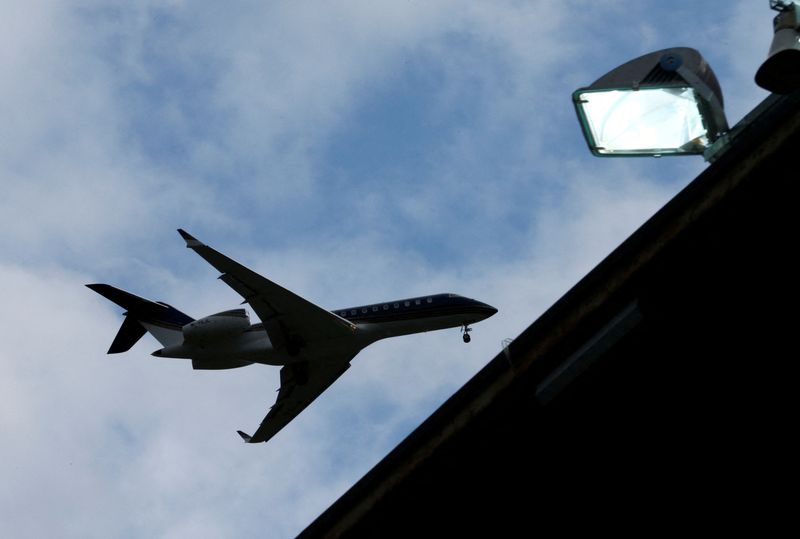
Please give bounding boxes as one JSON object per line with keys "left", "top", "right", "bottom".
{"left": 182, "top": 309, "right": 250, "bottom": 344}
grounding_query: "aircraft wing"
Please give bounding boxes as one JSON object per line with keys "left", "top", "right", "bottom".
{"left": 237, "top": 355, "right": 354, "bottom": 444}
{"left": 177, "top": 229, "right": 356, "bottom": 349}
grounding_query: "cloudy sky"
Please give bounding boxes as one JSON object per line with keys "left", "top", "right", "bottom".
{"left": 1, "top": 1, "right": 773, "bottom": 537}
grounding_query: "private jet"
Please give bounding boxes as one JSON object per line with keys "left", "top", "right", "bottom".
{"left": 87, "top": 229, "right": 497, "bottom": 444}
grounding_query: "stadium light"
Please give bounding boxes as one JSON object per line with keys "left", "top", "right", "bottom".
{"left": 756, "top": 1, "right": 800, "bottom": 94}
{"left": 573, "top": 47, "right": 728, "bottom": 157}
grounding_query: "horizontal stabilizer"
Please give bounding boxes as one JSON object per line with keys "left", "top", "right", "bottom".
{"left": 86, "top": 283, "right": 194, "bottom": 326}
{"left": 237, "top": 430, "right": 253, "bottom": 443}
{"left": 108, "top": 315, "right": 147, "bottom": 354}
{"left": 88, "top": 283, "right": 195, "bottom": 353}
{"left": 87, "top": 283, "right": 164, "bottom": 312}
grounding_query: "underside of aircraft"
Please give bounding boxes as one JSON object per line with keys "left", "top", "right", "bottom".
{"left": 88, "top": 229, "right": 497, "bottom": 444}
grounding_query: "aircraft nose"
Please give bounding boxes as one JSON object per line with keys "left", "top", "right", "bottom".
{"left": 481, "top": 302, "right": 498, "bottom": 318}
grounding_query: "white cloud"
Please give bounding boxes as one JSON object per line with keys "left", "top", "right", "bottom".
{"left": 0, "top": 1, "right": 776, "bottom": 537}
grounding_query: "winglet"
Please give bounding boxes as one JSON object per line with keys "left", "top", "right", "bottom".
{"left": 177, "top": 228, "right": 204, "bottom": 248}
{"left": 237, "top": 430, "right": 254, "bottom": 443}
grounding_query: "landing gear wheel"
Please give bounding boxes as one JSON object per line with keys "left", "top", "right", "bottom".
{"left": 461, "top": 324, "right": 472, "bottom": 343}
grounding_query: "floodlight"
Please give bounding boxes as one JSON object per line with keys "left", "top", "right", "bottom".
{"left": 573, "top": 47, "right": 728, "bottom": 157}
{"left": 756, "top": 1, "right": 800, "bottom": 94}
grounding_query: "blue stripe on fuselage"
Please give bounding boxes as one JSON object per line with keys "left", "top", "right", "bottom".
{"left": 244, "top": 294, "right": 496, "bottom": 332}
{"left": 332, "top": 293, "right": 496, "bottom": 324}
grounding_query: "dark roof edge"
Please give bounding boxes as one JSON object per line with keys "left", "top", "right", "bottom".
{"left": 299, "top": 91, "right": 800, "bottom": 538}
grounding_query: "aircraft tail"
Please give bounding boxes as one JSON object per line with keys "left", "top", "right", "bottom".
{"left": 86, "top": 284, "right": 194, "bottom": 353}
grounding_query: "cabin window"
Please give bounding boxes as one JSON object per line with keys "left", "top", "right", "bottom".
{"left": 426, "top": 297, "right": 433, "bottom": 303}
{"left": 404, "top": 301, "right": 410, "bottom": 307}
{"left": 340, "top": 311, "right": 347, "bottom": 317}
{"left": 362, "top": 308, "right": 368, "bottom": 313}
{"left": 393, "top": 303, "right": 399, "bottom": 309}
{"left": 351, "top": 309, "right": 357, "bottom": 315}
{"left": 372, "top": 306, "right": 379, "bottom": 312}
{"left": 383, "top": 304, "right": 389, "bottom": 310}
{"left": 415, "top": 299, "right": 421, "bottom": 305}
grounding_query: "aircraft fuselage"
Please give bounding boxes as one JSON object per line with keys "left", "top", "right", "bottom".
{"left": 150, "top": 292, "right": 496, "bottom": 366}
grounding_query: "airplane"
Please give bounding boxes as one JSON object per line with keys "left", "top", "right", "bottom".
{"left": 87, "top": 229, "right": 498, "bottom": 444}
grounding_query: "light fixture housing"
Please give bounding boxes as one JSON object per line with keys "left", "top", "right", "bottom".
{"left": 573, "top": 47, "right": 728, "bottom": 157}
{"left": 755, "top": 1, "right": 800, "bottom": 94}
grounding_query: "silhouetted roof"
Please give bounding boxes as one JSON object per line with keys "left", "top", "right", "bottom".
{"left": 300, "top": 92, "right": 800, "bottom": 538}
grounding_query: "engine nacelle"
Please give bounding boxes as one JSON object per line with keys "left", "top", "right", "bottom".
{"left": 182, "top": 309, "right": 250, "bottom": 344}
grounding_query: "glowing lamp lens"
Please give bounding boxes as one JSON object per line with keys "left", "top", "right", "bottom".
{"left": 575, "top": 87, "right": 709, "bottom": 156}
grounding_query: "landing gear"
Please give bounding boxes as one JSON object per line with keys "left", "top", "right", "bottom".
{"left": 462, "top": 324, "right": 472, "bottom": 343}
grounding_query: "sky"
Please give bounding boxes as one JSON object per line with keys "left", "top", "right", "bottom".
{"left": 0, "top": 1, "right": 774, "bottom": 537}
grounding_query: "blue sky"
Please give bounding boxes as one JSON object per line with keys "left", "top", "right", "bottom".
{"left": 0, "top": 1, "right": 773, "bottom": 537}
